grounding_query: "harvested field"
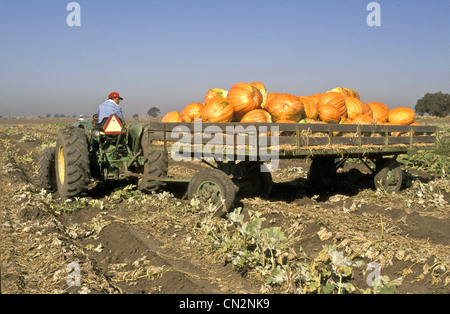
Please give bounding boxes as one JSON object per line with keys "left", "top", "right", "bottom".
{"left": 1, "top": 117, "right": 449, "bottom": 294}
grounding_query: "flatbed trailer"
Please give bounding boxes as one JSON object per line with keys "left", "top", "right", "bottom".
{"left": 125, "top": 122, "right": 438, "bottom": 212}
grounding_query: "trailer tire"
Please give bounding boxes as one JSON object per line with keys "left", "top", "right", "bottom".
{"left": 239, "top": 163, "right": 273, "bottom": 197}
{"left": 374, "top": 158, "right": 403, "bottom": 193}
{"left": 218, "top": 161, "right": 273, "bottom": 198}
{"left": 308, "top": 158, "right": 336, "bottom": 189}
{"left": 188, "top": 169, "right": 237, "bottom": 215}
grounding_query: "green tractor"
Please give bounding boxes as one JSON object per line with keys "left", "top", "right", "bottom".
{"left": 38, "top": 115, "right": 168, "bottom": 199}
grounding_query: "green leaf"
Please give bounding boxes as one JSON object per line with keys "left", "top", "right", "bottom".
{"left": 309, "top": 280, "right": 320, "bottom": 292}
{"left": 261, "top": 227, "right": 287, "bottom": 250}
{"left": 322, "top": 283, "right": 335, "bottom": 294}
{"left": 379, "top": 284, "right": 396, "bottom": 294}
{"left": 267, "top": 266, "right": 287, "bottom": 285}
{"left": 227, "top": 208, "right": 243, "bottom": 224}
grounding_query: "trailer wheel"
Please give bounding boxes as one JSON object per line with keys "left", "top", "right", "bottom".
{"left": 38, "top": 147, "right": 57, "bottom": 192}
{"left": 374, "top": 158, "right": 403, "bottom": 193}
{"left": 245, "top": 170, "right": 273, "bottom": 197}
{"left": 239, "top": 163, "right": 273, "bottom": 197}
{"left": 188, "top": 169, "right": 237, "bottom": 215}
{"left": 308, "top": 158, "right": 336, "bottom": 189}
{"left": 55, "top": 127, "right": 91, "bottom": 199}
{"left": 217, "top": 161, "right": 273, "bottom": 197}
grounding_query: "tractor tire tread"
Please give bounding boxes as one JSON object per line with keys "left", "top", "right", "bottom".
{"left": 55, "top": 127, "right": 90, "bottom": 199}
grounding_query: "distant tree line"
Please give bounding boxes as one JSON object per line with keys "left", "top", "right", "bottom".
{"left": 128, "top": 107, "right": 161, "bottom": 119}
{"left": 415, "top": 92, "right": 450, "bottom": 117}
{"left": 39, "top": 106, "right": 163, "bottom": 119}
{"left": 37, "top": 97, "right": 449, "bottom": 120}
{"left": 147, "top": 107, "right": 161, "bottom": 118}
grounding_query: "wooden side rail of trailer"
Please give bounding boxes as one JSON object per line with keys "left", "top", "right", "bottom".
{"left": 124, "top": 122, "right": 438, "bottom": 213}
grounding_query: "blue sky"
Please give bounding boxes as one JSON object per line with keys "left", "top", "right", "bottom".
{"left": 0, "top": 0, "right": 448, "bottom": 117}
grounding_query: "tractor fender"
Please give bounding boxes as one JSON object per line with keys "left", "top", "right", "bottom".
{"left": 128, "top": 122, "right": 144, "bottom": 155}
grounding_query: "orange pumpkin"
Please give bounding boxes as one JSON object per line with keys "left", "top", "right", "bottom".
{"left": 307, "top": 95, "right": 319, "bottom": 105}
{"left": 339, "top": 117, "right": 353, "bottom": 124}
{"left": 344, "top": 88, "right": 360, "bottom": 99}
{"left": 318, "top": 104, "right": 341, "bottom": 123}
{"left": 240, "top": 109, "right": 272, "bottom": 123}
{"left": 180, "top": 103, "right": 205, "bottom": 122}
{"left": 265, "top": 93, "right": 305, "bottom": 122}
{"left": 318, "top": 92, "right": 347, "bottom": 117}
{"left": 298, "top": 96, "right": 319, "bottom": 120}
{"left": 384, "top": 122, "right": 404, "bottom": 137}
{"left": 276, "top": 119, "right": 297, "bottom": 123}
{"left": 352, "top": 111, "right": 375, "bottom": 125}
{"left": 267, "top": 92, "right": 280, "bottom": 103}
{"left": 410, "top": 122, "right": 423, "bottom": 136}
{"left": 363, "top": 102, "right": 372, "bottom": 115}
{"left": 388, "top": 107, "right": 415, "bottom": 125}
{"left": 344, "top": 97, "right": 368, "bottom": 120}
{"left": 161, "top": 111, "right": 184, "bottom": 123}
{"left": 299, "top": 118, "right": 321, "bottom": 124}
{"left": 275, "top": 119, "right": 297, "bottom": 136}
{"left": 250, "top": 82, "right": 269, "bottom": 109}
{"left": 387, "top": 121, "right": 418, "bottom": 137}
{"left": 308, "top": 93, "right": 324, "bottom": 104}
{"left": 204, "top": 88, "right": 228, "bottom": 106}
{"left": 201, "top": 97, "right": 234, "bottom": 123}
{"left": 328, "top": 87, "right": 351, "bottom": 98}
{"left": 226, "top": 82, "right": 263, "bottom": 121}
{"left": 367, "top": 102, "right": 389, "bottom": 124}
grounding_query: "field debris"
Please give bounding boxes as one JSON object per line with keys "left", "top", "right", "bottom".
{"left": 1, "top": 120, "right": 449, "bottom": 294}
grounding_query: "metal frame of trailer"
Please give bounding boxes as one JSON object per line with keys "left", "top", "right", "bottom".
{"left": 121, "top": 122, "right": 438, "bottom": 213}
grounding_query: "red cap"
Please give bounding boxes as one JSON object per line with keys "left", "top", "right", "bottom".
{"left": 108, "top": 92, "right": 123, "bottom": 100}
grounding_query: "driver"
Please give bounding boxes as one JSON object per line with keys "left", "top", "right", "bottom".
{"left": 98, "top": 92, "right": 125, "bottom": 123}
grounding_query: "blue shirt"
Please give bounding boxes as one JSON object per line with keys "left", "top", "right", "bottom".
{"left": 98, "top": 100, "right": 125, "bottom": 123}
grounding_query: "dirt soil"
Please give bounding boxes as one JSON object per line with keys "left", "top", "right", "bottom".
{"left": 1, "top": 118, "right": 449, "bottom": 294}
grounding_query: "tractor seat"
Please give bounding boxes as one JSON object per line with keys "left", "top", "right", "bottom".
{"left": 94, "top": 117, "right": 108, "bottom": 131}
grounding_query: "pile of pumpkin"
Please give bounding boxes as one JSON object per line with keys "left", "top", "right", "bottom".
{"left": 161, "top": 82, "right": 419, "bottom": 128}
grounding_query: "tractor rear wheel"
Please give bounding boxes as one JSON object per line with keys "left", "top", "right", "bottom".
{"left": 138, "top": 150, "right": 169, "bottom": 193}
{"left": 38, "top": 147, "right": 57, "bottom": 192}
{"left": 55, "top": 127, "right": 91, "bottom": 199}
